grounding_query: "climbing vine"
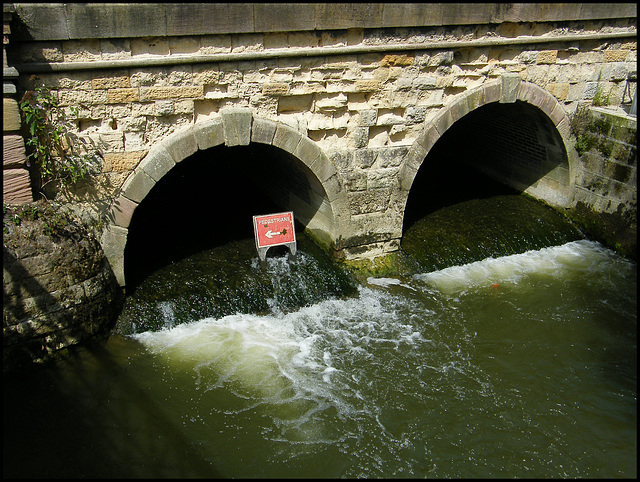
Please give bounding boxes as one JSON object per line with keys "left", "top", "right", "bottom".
{"left": 19, "top": 82, "right": 101, "bottom": 199}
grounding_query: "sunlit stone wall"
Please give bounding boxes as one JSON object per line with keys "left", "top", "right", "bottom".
{"left": 5, "top": 3, "right": 637, "bottom": 263}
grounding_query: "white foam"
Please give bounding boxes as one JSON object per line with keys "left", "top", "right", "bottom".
{"left": 413, "top": 240, "right": 623, "bottom": 295}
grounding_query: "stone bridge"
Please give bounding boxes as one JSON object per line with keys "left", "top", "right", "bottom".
{"left": 3, "top": 3, "right": 637, "bottom": 286}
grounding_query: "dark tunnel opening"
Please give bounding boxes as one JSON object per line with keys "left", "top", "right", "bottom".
{"left": 403, "top": 101, "right": 568, "bottom": 233}
{"left": 123, "top": 143, "right": 324, "bottom": 291}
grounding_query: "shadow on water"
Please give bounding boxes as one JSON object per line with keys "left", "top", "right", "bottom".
{"left": 3, "top": 338, "right": 221, "bottom": 478}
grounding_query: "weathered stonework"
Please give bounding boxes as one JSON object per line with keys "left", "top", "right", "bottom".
{"left": 3, "top": 202, "right": 124, "bottom": 371}
{"left": 4, "top": 3, "right": 637, "bottom": 282}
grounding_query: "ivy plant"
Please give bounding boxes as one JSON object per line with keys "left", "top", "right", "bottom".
{"left": 19, "top": 83, "right": 101, "bottom": 199}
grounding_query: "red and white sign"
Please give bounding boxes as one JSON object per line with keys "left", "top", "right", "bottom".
{"left": 253, "top": 211, "right": 296, "bottom": 249}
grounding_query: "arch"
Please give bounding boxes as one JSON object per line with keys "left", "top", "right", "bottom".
{"left": 395, "top": 75, "right": 578, "bottom": 236}
{"left": 101, "top": 108, "right": 349, "bottom": 287}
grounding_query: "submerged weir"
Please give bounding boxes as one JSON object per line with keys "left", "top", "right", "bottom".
{"left": 3, "top": 194, "right": 636, "bottom": 478}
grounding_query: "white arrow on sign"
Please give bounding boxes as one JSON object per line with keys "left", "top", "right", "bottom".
{"left": 265, "top": 229, "right": 284, "bottom": 239}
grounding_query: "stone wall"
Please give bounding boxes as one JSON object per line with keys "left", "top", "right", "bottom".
{"left": 3, "top": 4, "right": 32, "bottom": 204}
{"left": 8, "top": 15, "right": 636, "bottom": 217}
{"left": 3, "top": 202, "right": 124, "bottom": 371}
{"left": 4, "top": 3, "right": 637, "bottom": 270}
{"left": 568, "top": 106, "right": 637, "bottom": 257}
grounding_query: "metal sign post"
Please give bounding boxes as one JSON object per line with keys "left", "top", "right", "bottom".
{"left": 252, "top": 211, "right": 297, "bottom": 262}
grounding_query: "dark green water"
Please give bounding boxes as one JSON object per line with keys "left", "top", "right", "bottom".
{"left": 3, "top": 196, "right": 637, "bottom": 478}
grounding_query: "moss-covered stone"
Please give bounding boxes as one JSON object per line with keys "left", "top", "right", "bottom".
{"left": 3, "top": 200, "right": 124, "bottom": 372}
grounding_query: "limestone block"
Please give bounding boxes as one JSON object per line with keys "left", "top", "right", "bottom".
{"left": 394, "top": 77, "right": 413, "bottom": 91}
{"left": 368, "top": 127, "right": 390, "bottom": 147}
{"left": 326, "top": 80, "right": 356, "bottom": 93}
{"left": 547, "top": 82, "right": 570, "bottom": 101}
{"left": 348, "top": 189, "right": 390, "bottom": 215}
{"left": 58, "top": 89, "right": 108, "bottom": 106}
{"left": 315, "top": 93, "right": 348, "bottom": 111}
{"left": 121, "top": 169, "right": 156, "bottom": 203}
{"left": 413, "top": 76, "right": 438, "bottom": 90}
{"left": 88, "top": 131, "right": 125, "bottom": 152}
{"left": 604, "top": 50, "right": 629, "bottom": 62}
{"left": 380, "top": 54, "right": 414, "bottom": 67}
{"left": 17, "top": 42, "right": 64, "bottom": 63}
{"left": 499, "top": 73, "right": 521, "bottom": 103}
{"left": 155, "top": 100, "right": 174, "bottom": 116}
{"left": 359, "top": 109, "right": 378, "bottom": 127}
{"left": 273, "top": 122, "right": 303, "bottom": 153}
{"left": 318, "top": 172, "right": 344, "bottom": 203}
{"left": 3, "top": 136, "right": 28, "bottom": 168}
{"left": 368, "top": 168, "right": 398, "bottom": 190}
{"left": 309, "top": 153, "right": 338, "bottom": 183}
{"left": 110, "top": 194, "right": 138, "bottom": 228}
{"left": 250, "top": 117, "right": 277, "bottom": 145}
{"left": 191, "top": 117, "right": 223, "bottom": 150}
{"left": 2, "top": 169, "right": 33, "bottom": 204}
{"left": 262, "top": 83, "right": 290, "bottom": 96}
{"left": 62, "top": 39, "right": 102, "bottom": 62}
{"left": 482, "top": 81, "right": 502, "bottom": 104}
{"left": 278, "top": 94, "right": 313, "bottom": 113}
{"left": 140, "top": 86, "right": 203, "bottom": 101}
{"left": 376, "top": 111, "right": 405, "bottom": 126}
{"left": 131, "top": 37, "right": 170, "bottom": 56}
{"left": 91, "top": 76, "right": 131, "bottom": 90}
{"left": 536, "top": 50, "right": 558, "bottom": 64}
{"left": 169, "top": 36, "right": 200, "bottom": 55}
{"left": 355, "top": 149, "right": 377, "bottom": 169}
{"left": 307, "top": 114, "right": 334, "bottom": 131}
{"left": 221, "top": 108, "right": 253, "bottom": 146}
{"left": 330, "top": 150, "right": 354, "bottom": 171}
{"left": 351, "top": 126, "right": 369, "bottom": 148}
{"left": 343, "top": 170, "right": 368, "bottom": 191}
{"left": 3, "top": 99, "right": 21, "bottom": 132}
{"left": 107, "top": 88, "right": 139, "bottom": 104}
{"left": 138, "top": 147, "right": 175, "bottom": 181}
{"left": 103, "top": 151, "right": 146, "bottom": 173}
{"left": 130, "top": 102, "right": 156, "bottom": 117}
{"left": 100, "top": 224, "right": 128, "bottom": 286}
{"left": 124, "top": 131, "right": 146, "bottom": 151}
{"left": 432, "top": 109, "right": 454, "bottom": 136}
{"left": 355, "top": 79, "right": 380, "bottom": 92}
{"left": 377, "top": 146, "right": 408, "bottom": 168}
{"left": 174, "top": 99, "right": 195, "bottom": 115}
{"left": 162, "top": 129, "right": 198, "bottom": 163}
{"left": 293, "top": 137, "right": 323, "bottom": 167}
{"left": 428, "top": 51, "right": 454, "bottom": 67}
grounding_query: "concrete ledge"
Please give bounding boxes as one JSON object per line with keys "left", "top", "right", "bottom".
{"left": 13, "top": 3, "right": 636, "bottom": 41}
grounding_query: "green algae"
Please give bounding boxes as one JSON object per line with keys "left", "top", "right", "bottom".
{"left": 401, "top": 194, "right": 584, "bottom": 273}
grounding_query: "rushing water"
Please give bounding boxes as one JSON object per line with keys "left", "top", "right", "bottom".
{"left": 3, "top": 198, "right": 637, "bottom": 478}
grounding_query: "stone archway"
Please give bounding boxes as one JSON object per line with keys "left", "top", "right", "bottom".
{"left": 101, "top": 108, "right": 349, "bottom": 286}
{"left": 394, "top": 75, "right": 578, "bottom": 239}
